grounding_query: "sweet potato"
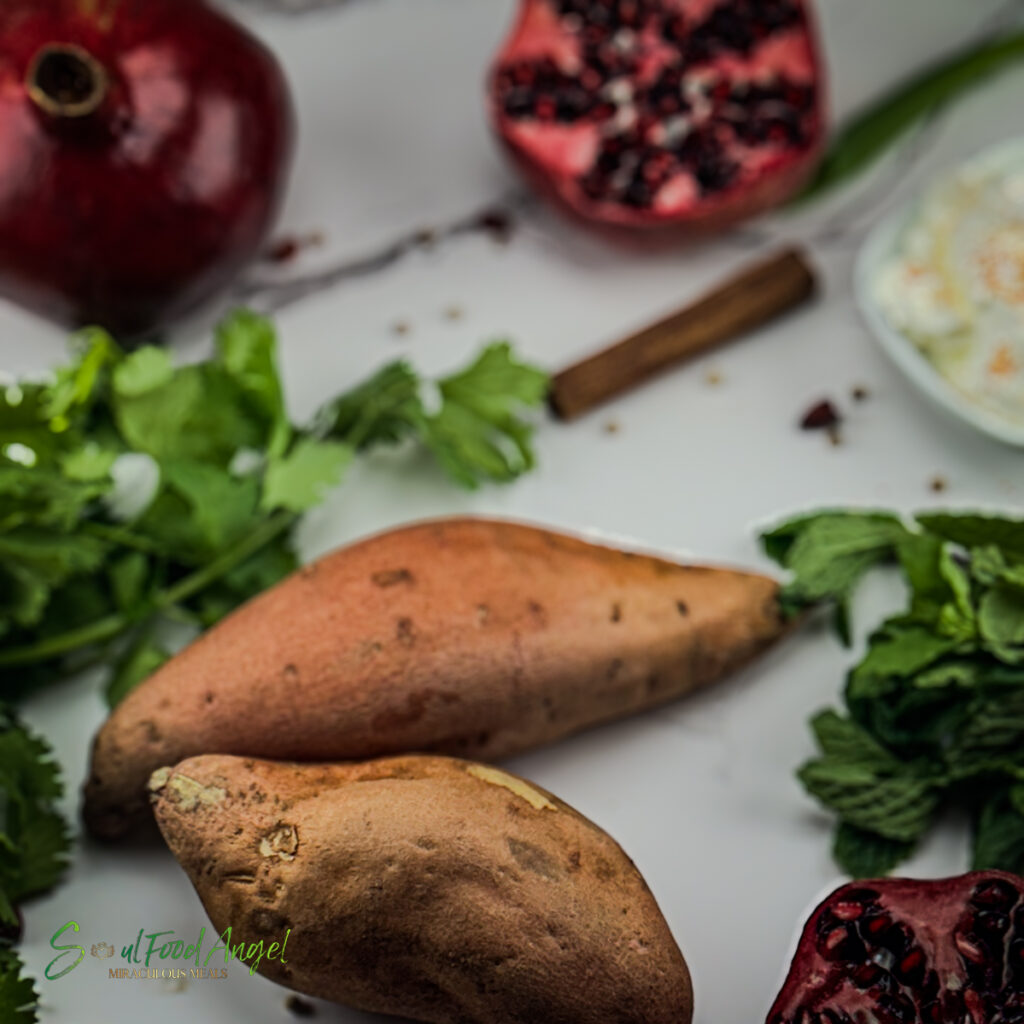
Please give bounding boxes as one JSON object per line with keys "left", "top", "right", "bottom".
{"left": 85, "top": 517, "right": 786, "bottom": 839}
{"left": 150, "top": 753, "right": 694, "bottom": 1024}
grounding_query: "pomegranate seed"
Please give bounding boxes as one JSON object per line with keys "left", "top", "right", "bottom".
{"left": 800, "top": 400, "right": 841, "bottom": 431}
{"left": 955, "top": 934, "right": 987, "bottom": 964}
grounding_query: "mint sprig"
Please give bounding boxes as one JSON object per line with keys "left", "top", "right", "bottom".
{"left": 763, "top": 509, "right": 1024, "bottom": 877}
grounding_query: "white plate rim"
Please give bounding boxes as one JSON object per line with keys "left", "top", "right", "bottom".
{"left": 853, "top": 183, "right": 1024, "bottom": 448}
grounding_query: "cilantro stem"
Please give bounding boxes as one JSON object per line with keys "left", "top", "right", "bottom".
{"left": 0, "top": 510, "right": 297, "bottom": 668}
{"left": 159, "top": 510, "right": 296, "bottom": 606}
{"left": 79, "top": 521, "right": 167, "bottom": 554}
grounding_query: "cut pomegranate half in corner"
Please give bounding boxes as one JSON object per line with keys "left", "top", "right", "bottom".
{"left": 768, "top": 871, "right": 1024, "bottom": 1024}
{"left": 487, "top": 0, "right": 827, "bottom": 234}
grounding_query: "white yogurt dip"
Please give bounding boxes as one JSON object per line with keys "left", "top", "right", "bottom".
{"left": 873, "top": 139, "right": 1024, "bottom": 425}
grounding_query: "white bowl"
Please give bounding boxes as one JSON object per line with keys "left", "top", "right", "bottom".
{"left": 854, "top": 176, "right": 1024, "bottom": 448}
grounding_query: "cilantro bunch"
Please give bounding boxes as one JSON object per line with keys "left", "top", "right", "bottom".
{"left": 0, "top": 310, "right": 548, "bottom": 702}
{"left": 764, "top": 510, "right": 1024, "bottom": 878}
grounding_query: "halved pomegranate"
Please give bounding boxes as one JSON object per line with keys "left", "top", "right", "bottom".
{"left": 488, "top": 0, "right": 826, "bottom": 232}
{"left": 768, "top": 872, "right": 1024, "bottom": 1024}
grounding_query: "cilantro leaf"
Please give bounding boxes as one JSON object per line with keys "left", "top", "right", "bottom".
{"left": 181, "top": 531, "right": 298, "bottom": 628}
{"left": 0, "top": 952, "right": 38, "bottom": 1024}
{"left": 44, "top": 327, "right": 120, "bottom": 424}
{"left": 262, "top": 439, "right": 353, "bottom": 513}
{"left": 216, "top": 310, "right": 291, "bottom": 458}
{"left": 319, "top": 341, "right": 549, "bottom": 489}
{"left": 321, "top": 360, "right": 422, "bottom": 449}
{"left": 427, "top": 342, "right": 548, "bottom": 489}
{"left": 0, "top": 711, "right": 71, "bottom": 907}
{"left": 112, "top": 358, "right": 266, "bottom": 467}
{"left": 106, "top": 635, "right": 170, "bottom": 708}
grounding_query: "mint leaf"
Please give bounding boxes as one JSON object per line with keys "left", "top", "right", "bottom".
{"left": 847, "top": 624, "right": 957, "bottom": 701}
{"left": 798, "top": 759, "right": 940, "bottom": 843}
{"left": 979, "top": 586, "right": 1024, "bottom": 662}
{"left": 948, "top": 689, "right": 1024, "bottom": 779}
{"left": 833, "top": 822, "right": 915, "bottom": 879}
{"left": 917, "top": 512, "right": 1024, "bottom": 556}
{"left": 761, "top": 511, "right": 909, "bottom": 642}
{"left": 896, "top": 531, "right": 948, "bottom": 618}
{"left": 800, "top": 711, "right": 941, "bottom": 844}
{"left": 809, "top": 710, "right": 900, "bottom": 770}
{"left": 973, "top": 789, "right": 1024, "bottom": 874}
{"left": 262, "top": 439, "right": 353, "bottom": 513}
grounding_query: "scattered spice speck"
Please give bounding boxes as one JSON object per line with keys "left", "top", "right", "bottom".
{"left": 391, "top": 320, "right": 411, "bottom": 337}
{"left": 800, "top": 399, "right": 841, "bottom": 431}
{"left": 603, "top": 420, "right": 620, "bottom": 435}
{"left": 930, "top": 475, "right": 948, "bottom": 493}
{"left": 827, "top": 426, "right": 843, "bottom": 447}
{"left": 851, "top": 385, "right": 870, "bottom": 402}
{"left": 286, "top": 994, "right": 317, "bottom": 1017}
{"left": 704, "top": 370, "right": 723, "bottom": 387}
{"left": 263, "top": 231, "right": 325, "bottom": 264}
{"left": 444, "top": 305, "right": 464, "bottom": 321}
{"left": 414, "top": 228, "right": 437, "bottom": 249}
{"left": 476, "top": 207, "right": 515, "bottom": 244}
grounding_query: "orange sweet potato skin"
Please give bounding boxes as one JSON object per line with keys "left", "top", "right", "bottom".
{"left": 85, "top": 517, "right": 786, "bottom": 839}
{"left": 151, "top": 753, "right": 694, "bottom": 1024}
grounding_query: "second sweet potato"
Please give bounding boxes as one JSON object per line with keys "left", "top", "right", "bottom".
{"left": 85, "top": 517, "right": 787, "bottom": 839}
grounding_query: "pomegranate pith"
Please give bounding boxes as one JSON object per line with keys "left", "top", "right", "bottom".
{"left": 0, "top": 0, "right": 294, "bottom": 338}
{"left": 768, "top": 872, "right": 1024, "bottom": 1024}
{"left": 488, "top": 0, "right": 826, "bottom": 232}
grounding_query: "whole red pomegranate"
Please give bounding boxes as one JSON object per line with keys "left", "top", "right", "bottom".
{"left": 768, "top": 872, "right": 1024, "bottom": 1023}
{"left": 0, "top": 0, "right": 294, "bottom": 338}
{"left": 488, "top": 0, "right": 825, "bottom": 233}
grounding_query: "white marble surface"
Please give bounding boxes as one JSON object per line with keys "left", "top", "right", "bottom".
{"left": 6, "top": 1, "right": 1024, "bottom": 1021}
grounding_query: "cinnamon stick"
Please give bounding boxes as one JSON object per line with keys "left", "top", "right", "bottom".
{"left": 549, "top": 247, "right": 817, "bottom": 421}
